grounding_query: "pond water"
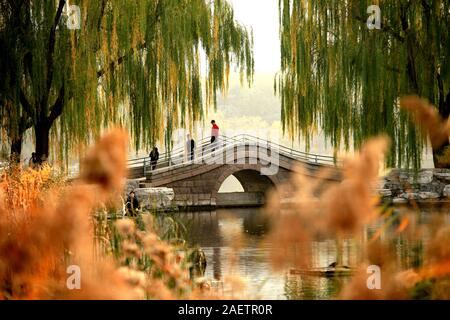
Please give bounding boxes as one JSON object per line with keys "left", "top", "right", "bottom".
{"left": 178, "top": 206, "right": 450, "bottom": 300}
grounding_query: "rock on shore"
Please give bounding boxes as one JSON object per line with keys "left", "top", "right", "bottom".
{"left": 125, "top": 179, "right": 175, "bottom": 210}
{"left": 378, "top": 169, "right": 450, "bottom": 202}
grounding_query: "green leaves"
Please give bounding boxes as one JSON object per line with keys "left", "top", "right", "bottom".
{"left": 95, "top": 0, "right": 254, "bottom": 155}
{"left": 277, "top": 0, "right": 450, "bottom": 168}
{"left": 1, "top": 0, "right": 254, "bottom": 162}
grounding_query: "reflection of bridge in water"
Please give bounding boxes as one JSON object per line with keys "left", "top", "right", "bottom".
{"left": 127, "top": 134, "right": 341, "bottom": 209}
{"left": 179, "top": 208, "right": 271, "bottom": 283}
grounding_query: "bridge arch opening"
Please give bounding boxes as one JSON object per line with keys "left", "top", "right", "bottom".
{"left": 218, "top": 175, "right": 245, "bottom": 193}
{"left": 214, "top": 168, "right": 278, "bottom": 208}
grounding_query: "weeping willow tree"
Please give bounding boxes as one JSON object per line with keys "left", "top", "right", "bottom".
{"left": 276, "top": 0, "right": 450, "bottom": 168}
{"left": 0, "top": 0, "right": 33, "bottom": 159}
{"left": 0, "top": 0, "right": 253, "bottom": 163}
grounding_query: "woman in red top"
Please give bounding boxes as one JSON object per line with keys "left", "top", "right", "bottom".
{"left": 210, "top": 120, "right": 219, "bottom": 152}
{"left": 210, "top": 120, "right": 219, "bottom": 141}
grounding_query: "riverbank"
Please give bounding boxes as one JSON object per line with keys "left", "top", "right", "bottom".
{"left": 124, "top": 168, "right": 450, "bottom": 212}
{"left": 378, "top": 168, "right": 450, "bottom": 204}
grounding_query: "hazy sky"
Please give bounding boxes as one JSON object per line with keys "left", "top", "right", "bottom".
{"left": 194, "top": 1, "right": 340, "bottom": 158}
{"left": 229, "top": 0, "right": 280, "bottom": 74}
{"left": 186, "top": 0, "right": 283, "bottom": 148}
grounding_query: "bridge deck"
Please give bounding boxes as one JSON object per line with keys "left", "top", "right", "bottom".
{"left": 126, "top": 135, "right": 341, "bottom": 209}
{"left": 127, "top": 134, "right": 338, "bottom": 180}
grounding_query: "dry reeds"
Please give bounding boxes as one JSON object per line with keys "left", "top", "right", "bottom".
{"left": 0, "top": 129, "right": 205, "bottom": 299}
{"left": 1, "top": 95, "right": 449, "bottom": 300}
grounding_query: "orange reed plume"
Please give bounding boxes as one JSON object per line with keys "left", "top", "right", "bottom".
{"left": 0, "top": 164, "right": 56, "bottom": 220}
{"left": 80, "top": 129, "right": 128, "bottom": 194}
{"left": 323, "top": 137, "right": 389, "bottom": 235}
{"left": 413, "top": 225, "right": 450, "bottom": 299}
{"left": 400, "top": 96, "right": 450, "bottom": 150}
{"left": 339, "top": 240, "right": 412, "bottom": 300}
{"left": 1, "top": 128, "right": 227, "bottom": 300}
{"left": 0, "top": 128, "right": 139, "bottom": 299}
{"left": 266, "top": 137, "right": 389, "bottom": 272}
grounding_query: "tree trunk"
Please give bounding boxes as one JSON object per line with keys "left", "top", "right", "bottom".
{"left": 35, "top": 121, "right": 50, "bottom": 164}
{"left": 432, "top": 140, "right": 450, "bottom": 169}
{"left": 10, "top": 134, "right": 23, "bottom": 163}
{"left": 9, "top": 115, "right": 32, "bottom": 163}
{"left": 433, "top": 92, "right": 450, "bottom": 168}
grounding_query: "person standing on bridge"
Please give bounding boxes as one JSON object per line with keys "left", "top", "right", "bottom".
{"left": 210, "top": 120, "right": 219, "bottom": 153}
{"left": 149, "top": 147, "right": 159, "bottom": 170}
{"left": 186, "top": 134, "right": 195, "bottom": 161}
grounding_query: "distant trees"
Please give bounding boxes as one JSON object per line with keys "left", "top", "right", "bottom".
{"left": 276, "top": 0, "right": 450, "bottom": 168}
{"left": 0, "top": 0, "right": 254, "bottom": 163}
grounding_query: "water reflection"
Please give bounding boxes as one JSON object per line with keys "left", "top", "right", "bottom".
{"left": 177, "top": 207, "right": 450, "bottom": 299}
{"left": 179, "top": 208, "right": 285, "bottom": 299}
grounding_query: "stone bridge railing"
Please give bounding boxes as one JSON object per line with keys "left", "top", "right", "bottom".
{"left": 127, "top": 134, "right": 338, "bottom": 180}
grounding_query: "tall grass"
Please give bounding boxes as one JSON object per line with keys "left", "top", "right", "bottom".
{"left": 1, "top": 96, "right": 449, "bottom": 299}
{"left": 0, "top": 129, "right": 213, "bottom": 299}
{"left": 265, "top": 96, "right": 450, "bottom": 299}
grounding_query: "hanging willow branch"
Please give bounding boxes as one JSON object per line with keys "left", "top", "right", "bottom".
{"left": 65, "top": 0, "right": 254, "bottom": 157}
{"left": 276, "top": 0, "right": 450, "bottom": 169}
{"left": 1, "top": 0, "right": 254, "bottom": 162}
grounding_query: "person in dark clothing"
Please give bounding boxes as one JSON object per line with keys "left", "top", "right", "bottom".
{"left": 187, "top": 134, "right": 195, "bottom": 161}
{"left": 29, "top": 152, "right": 38, "bottom": 169}
{"left": 126, "top": 191, "right": 140, "bottom": 216}
{"left": 149, "top": 147, "right": 159, "bottom": 170}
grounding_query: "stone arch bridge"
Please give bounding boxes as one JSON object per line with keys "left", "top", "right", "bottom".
{"left": 127, "top": 135, "right": 341, "bottom": 209}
